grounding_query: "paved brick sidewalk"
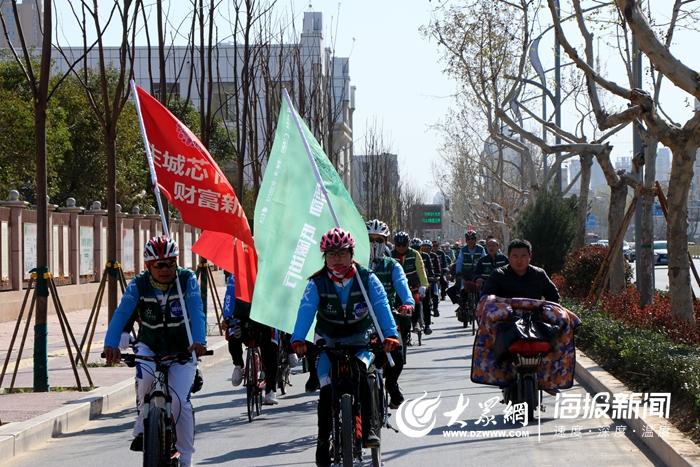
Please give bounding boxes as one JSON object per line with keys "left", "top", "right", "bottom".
{"left": 0, "top": 284, "right": 227, "bottom": 426}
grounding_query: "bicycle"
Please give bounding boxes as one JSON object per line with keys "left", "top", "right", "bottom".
{"left": 243, "top": 333, "right": 266, "bottom": 422}
{"left": 409, "top": 292, "right": 424, "bottom": 349}
{"left": 104, "top": 350, "right": 212, "bottom": 467}
{"left": 316, "top": 339, "right": 386, "bottom": 467}
{"left": 277, "top": 333, "right": 292, "bottom": 395}
{"left": 458, "top": 281, "right": 480, "bottom": 334}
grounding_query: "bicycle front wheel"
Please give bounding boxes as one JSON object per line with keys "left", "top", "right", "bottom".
{"left": 246, "top": 384, "right": 255, "bottom": 423}
{"left": 245, "top": 348, "right": 256, "bottom": 422}
{"left": 522, "top": 375, "right": 537, "bottom": 422}
{"left": 277, "top": 347, "right": 288, "bottom": 395}
{"left": 341, "top": 394, "right": 353, "bottom": 467}
{"left": 143, "top": 405, "right": 166, "bottom": 467}
{"left": 371, "top": 446, "right": 382, "bottom": 467}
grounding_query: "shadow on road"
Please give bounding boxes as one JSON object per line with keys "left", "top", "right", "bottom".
{"left": 198, "top": 434, "right": 316, "bottom": 464}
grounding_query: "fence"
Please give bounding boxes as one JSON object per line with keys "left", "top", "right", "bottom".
{"left": 0, "top": 191, "right": 202, "bottom": 291}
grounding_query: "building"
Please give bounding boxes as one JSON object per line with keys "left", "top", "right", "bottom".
{"left": 0, "top": 0, "right": 42, "bottom": 49}
{"left": 656, "top": 146, "right": 671, "bottom": 184}
{"left": 51, "top": 11, "right": 355, "bottom": 192}
{"left": 615, "top": 156, "right": 632, "bottom": 173}
{"left": 351, "top": 152, "right": 400, "bottom": 222}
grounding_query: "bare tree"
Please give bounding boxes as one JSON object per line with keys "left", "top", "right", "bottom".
{"left": 355, "top": 118, "right": 400, "bottom": 225}
{"left": 0, "top": 0, "right": 98, "bottom": 390}
{"left": 548, "top": 0, "right": 700, "bottom": 323}
{"left": 57, "top": 0, "right": 140, "bottom": 318}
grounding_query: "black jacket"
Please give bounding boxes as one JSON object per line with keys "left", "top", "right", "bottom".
{"left": 482, "top": 264, "right": 560, "bottom": 303}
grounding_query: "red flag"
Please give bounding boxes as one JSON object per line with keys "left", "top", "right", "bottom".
{"left": 134, "top": 85, "right": 254, "bottom": 247}
{"left": 192, "top": 232, "right": 257, "bottom": 302}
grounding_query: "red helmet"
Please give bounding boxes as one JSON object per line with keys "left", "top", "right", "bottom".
{"left": 320, "top": 227, "right": 356, "bottom": 252}
{"left": 144, "top": 235, "right": 179, "bottom": 262}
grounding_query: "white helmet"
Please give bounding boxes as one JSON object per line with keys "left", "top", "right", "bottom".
{"left": 366, "top": 219, "right": 390, "bottom": 237}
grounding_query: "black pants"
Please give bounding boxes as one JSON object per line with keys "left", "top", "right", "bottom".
{"left": 228, "top": 328, "right": 279, "bottom": 393}
{"left": 431, "top": 281, "right": 440, "bottom": 312}
{"left": 384, "top": 313, "right": 408, "bottom": 401}
{"left": 305, "top": 342, "right": 319, "bottom": 383}
{"left": 421, "top": 292, "right": 432, "bottom": 326}
{"left": 439, "top": 274, "right": 448, "bottom": 299}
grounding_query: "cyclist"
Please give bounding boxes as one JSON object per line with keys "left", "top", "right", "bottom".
{"left": 421, "top": 239, "right": 442, "bottom": 318}
{"left": 456, "top": 229, "right": 486, "bottom": 294}
{"left": 222, "top": 274, "right": 280, "bottom": 405}
{"left": 482, "top": 238, "right": 560, "bottom": 302}
{"left": 412, "top": 238, "right": 434, "bottom": 334}
{"left": 474, "top": 237, "right": 508, "bottom": 290}
{"left": 443, "top": 242, "right": 456, "bottom": 263}
{"left": 366, "top": 220, "right": 415, "bottom": 409}
{"left": 431, "top": 240, "right": 450, "bottom": 300}
{"left": 103, "top": 236, "right": 206, "bottom": 467}
{"left": 392, "top": 231, "right": 429, "bottom": 341}
{"left": 290, "top": 227, "right": 400, "bottom": 467}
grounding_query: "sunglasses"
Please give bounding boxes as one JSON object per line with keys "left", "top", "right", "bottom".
{"left": 152, "top": 260, "right": 177, "bottom": 270}
{"left": 369, "top": 237, "right": 386, "bottom": 244}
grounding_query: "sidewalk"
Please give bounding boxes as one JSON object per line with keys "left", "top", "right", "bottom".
{"left": 0, "top": 281, "right": 229, "bottom": 424}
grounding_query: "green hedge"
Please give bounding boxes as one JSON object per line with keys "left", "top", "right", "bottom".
{"left": 565, "top": 299, "right": 700, "bottom": 413}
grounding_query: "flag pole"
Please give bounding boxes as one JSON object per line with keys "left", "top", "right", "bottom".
{"left": 131, "top": 80, "right": 196, "bottom": 360}
{"left": 282, "top": 89, "right": 395, "bottom": 366}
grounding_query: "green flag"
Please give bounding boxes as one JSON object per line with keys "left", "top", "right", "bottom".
{"left": 250, "top": 90, "right": 369, "bottom": 336}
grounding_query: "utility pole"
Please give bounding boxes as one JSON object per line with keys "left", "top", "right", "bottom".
{"left": 553, "top": 0, "right": 562, "bottom": 192}
{"left": 34, "top": 0, "right": 54, "bottom": 392}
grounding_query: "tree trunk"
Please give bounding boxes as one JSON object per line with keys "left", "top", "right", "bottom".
{"left": 608, "top": 181, "right": 628, "bottom": 292}
{"left": 574, "top": 154, "right": 593, "bottom": 249}
{"left": 666, "top": 144, "right": 695, "bottom": 323}
{"left": 106, "top": 131, "right": 118, "bottom": 320}
{"left": 638, "top": 139, "right": 657, "bottom": 306}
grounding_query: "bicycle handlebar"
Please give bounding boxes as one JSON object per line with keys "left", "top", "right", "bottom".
{"left": 315, "top": 339, "right": 386, "bottom": 355}
{"left": 100, "top": 349, "right": 214, "bottom": 365}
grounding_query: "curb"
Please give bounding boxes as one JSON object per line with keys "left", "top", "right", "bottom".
{"left": 575, "top": 352, "right": 700, "bottom": 467}
{"left": 0, "top": 338, "right": 230, "bottom": 461}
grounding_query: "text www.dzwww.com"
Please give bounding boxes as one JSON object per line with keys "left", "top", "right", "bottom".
{"left": 442, "top": 430, "right": 530, "bottom": 438}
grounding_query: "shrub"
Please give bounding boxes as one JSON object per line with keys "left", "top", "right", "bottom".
{"left": 599, "top": 287, "right": 700, "bottom": 346}
{"left": 566, "top": 300, "right": 700, "bottom": 440}
{"left": 559, "top": 245, "right": 632, "bottom": 299}
{"left": 515, "top": 190, "right": 576, "bottom": 274}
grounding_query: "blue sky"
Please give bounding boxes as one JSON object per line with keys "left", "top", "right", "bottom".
{"left": 52, "top": 1, "right": 699, "bottom": 201}
{"left": 53, "top": 0, "right": 455, "bottom": 201}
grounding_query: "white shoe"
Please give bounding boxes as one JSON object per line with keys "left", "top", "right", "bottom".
{"left": 263, "top": 391, "right": 279, "bottom": 405}
{"left": 231, "top": 365, "right": 243, "bottom": 386}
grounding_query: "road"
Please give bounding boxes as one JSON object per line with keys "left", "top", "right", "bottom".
{"left": 633, "top": 258, "right": 700, "bottom": 295}
{"left": 8, "top": 299, "right": 661, "bottom": 467}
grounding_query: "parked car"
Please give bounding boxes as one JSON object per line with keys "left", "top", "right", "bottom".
{"left": 623, "top": 241, "right": 635, "bottom": 262}
{"left": 653, "top": 240, "right": 668, "bottom": 265}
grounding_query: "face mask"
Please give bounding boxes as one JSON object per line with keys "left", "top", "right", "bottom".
{"left": 370, "top": 241, "right": 386, "bottom": 261}
{"left": 329, "top": 263, "right": 352, "bottom": 279}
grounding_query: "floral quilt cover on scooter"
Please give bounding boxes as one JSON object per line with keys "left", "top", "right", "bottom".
{"left": 470, "top": 296, "right": 581, "bottom": 389}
